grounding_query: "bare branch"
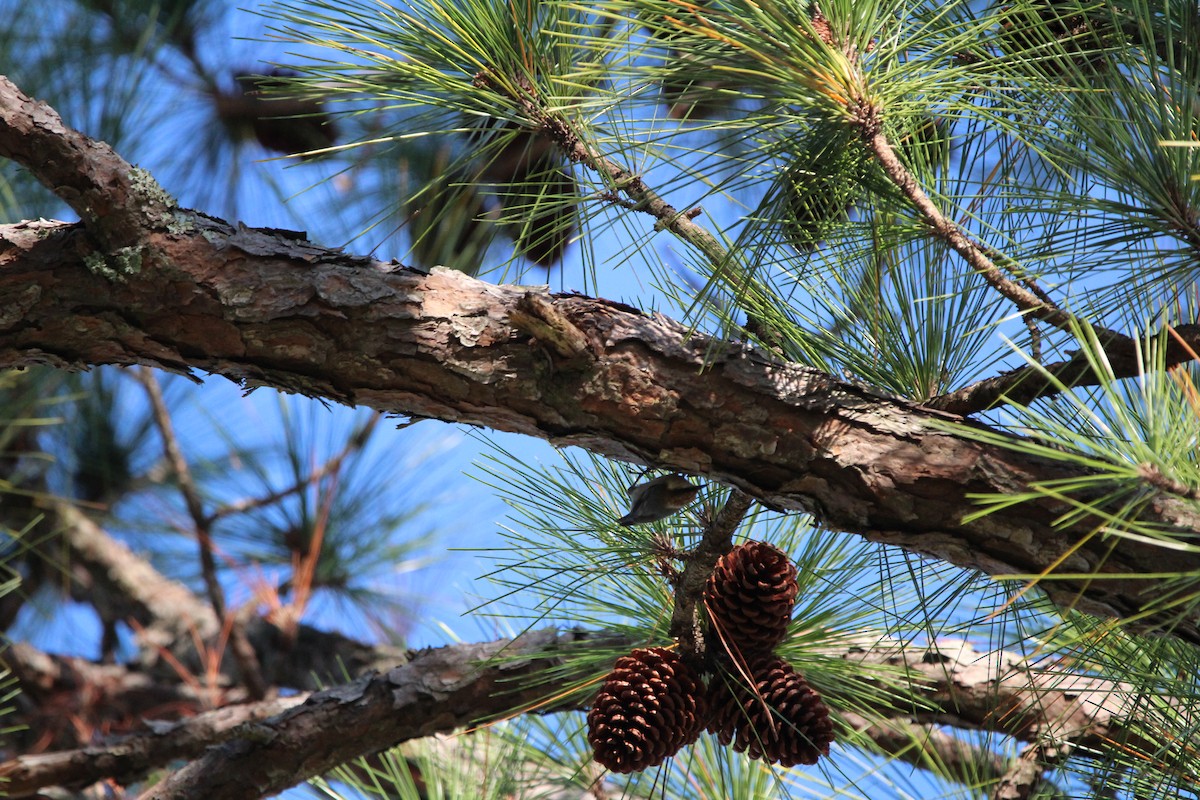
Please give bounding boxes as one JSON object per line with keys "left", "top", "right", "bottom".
{"left": 928, "top": 324, "right": 1200, "bottom": 414}
{"left": 0, "top": 674, "right": 301, "bottom": 798}
{"left": 50, "top": 500, "right": 407, "bottom": 688}
{"left": 206, "top": 413, "right": 380, "bottom": 523}
{"left": 52, "top": 500, "right": 222, "bottom": 660}
{"left": 134, "top": 368, "right": 266, "bottom": 699}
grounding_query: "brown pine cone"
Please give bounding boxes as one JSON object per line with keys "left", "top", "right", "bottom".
{"left": 704, "top": 541, "right": 798, "bottom": 657}
{"left": 707, "top": 656, "right": 834, "bottom": 767}
{"left": 587, "top": 647, "right": 708, "bottom": 773}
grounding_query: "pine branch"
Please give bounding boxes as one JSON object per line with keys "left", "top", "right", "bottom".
{"left": 470, "top": 70, "right": 777, "bottom": 339}
{"left": 205, "top": 413, "right": 380, "bottom": 523}
{"left": 859, "top": 112, "right": 1129, "bottom": 345}
{"left": 856, "top": 110, "right": 1192, "bottom": 417}
{"left": 474, "top": 69, "right": 726, "bottom": 271}
{"left": 2, "top": 77, "right": 1200, "bottom": 641}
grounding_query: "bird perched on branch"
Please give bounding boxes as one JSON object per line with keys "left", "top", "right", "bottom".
{"left": 618, "top": 474, "right": 701, "bottom": 526}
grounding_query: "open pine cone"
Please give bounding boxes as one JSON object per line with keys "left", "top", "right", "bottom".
{"left": 707, "top": 655, "right": 834, "bottom": 767}
{"left": 587, "top": 647, "right": 708, "bottom": 773}
{"left": 704, "top": 541, "right": 799, "bottom": 657}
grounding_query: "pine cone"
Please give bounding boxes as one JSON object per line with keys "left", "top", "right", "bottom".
{"left": 704, "top": 541, "right": 798, "bottom": 657}
{"left": 707, "top": 656, "right": 834, "bottom": 767}
{"left": 587, "top": 647, "right": 708, "bottom": 773}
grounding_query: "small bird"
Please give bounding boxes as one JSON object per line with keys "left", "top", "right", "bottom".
{"left": 617, "top": 474, "right": 701, "bottom": 526}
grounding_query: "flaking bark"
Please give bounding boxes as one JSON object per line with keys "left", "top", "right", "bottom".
{"left": 4, "top": 214, "right": 1200, "bottom": 641}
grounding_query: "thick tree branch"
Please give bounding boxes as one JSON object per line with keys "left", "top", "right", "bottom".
{"left": 9, "top": 629, "right": 1180, "bottom": 799}
{"left": 6, "top": 212, "right": 1200, "bottom": 641}
{"left": 848, "top": 637, "right": 1191, "bottom": 796}
{"left": 841, "top": 712, "right": 1011, "bottom": 786}
{"left": 137, "top": 628, "right": 627, "bottom": 800}
{"left": 3, "top": 78, "right": 1200, "bottom": 644}
{"left": 2, "top": 642, "right": 239, "bottom": 757}
{"left": 3, "top": 628, "right": 1188, "bottom": 799}
{"left": 0, "top": 659, "right": 302, "bottom": 798}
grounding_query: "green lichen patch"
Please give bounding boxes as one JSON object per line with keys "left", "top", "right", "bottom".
{"left": 84, "top": 245, "right": 144, "bottom": 282}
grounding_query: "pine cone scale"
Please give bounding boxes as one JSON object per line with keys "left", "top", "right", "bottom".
{"left": 706, "top": 656, "right": 834, "bottom": 768}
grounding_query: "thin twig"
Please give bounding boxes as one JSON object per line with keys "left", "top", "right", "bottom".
{"left": 472, "top": 70, "right": 781, "bottom": 339}
{"left": 207, "top": 413, "right": 380, "bottom": 523}
{"left": 135, "top": 367, "right": 267, "bottom": 700}
{"left": 1024, "top": 314, "right": 1043, "bottom": 364}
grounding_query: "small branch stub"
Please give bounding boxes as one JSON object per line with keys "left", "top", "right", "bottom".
{"left": 509, "top": 292, "right": 594, "bottom": 364}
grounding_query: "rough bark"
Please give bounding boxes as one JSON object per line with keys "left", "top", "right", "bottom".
{"left": 136, "top": 628, "right": 624, "bottom": 800}
{"left": 0, "top": 76, "right": 172, "bottom": 252}
{"left": 0, "top": 650, "right": 303, "bottom": 797}
{"left": 2, "top": 39, "right": 1196, "bottom": 800}
{"left": 5, "top": 213, "right": 1200, "bottom": 641}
